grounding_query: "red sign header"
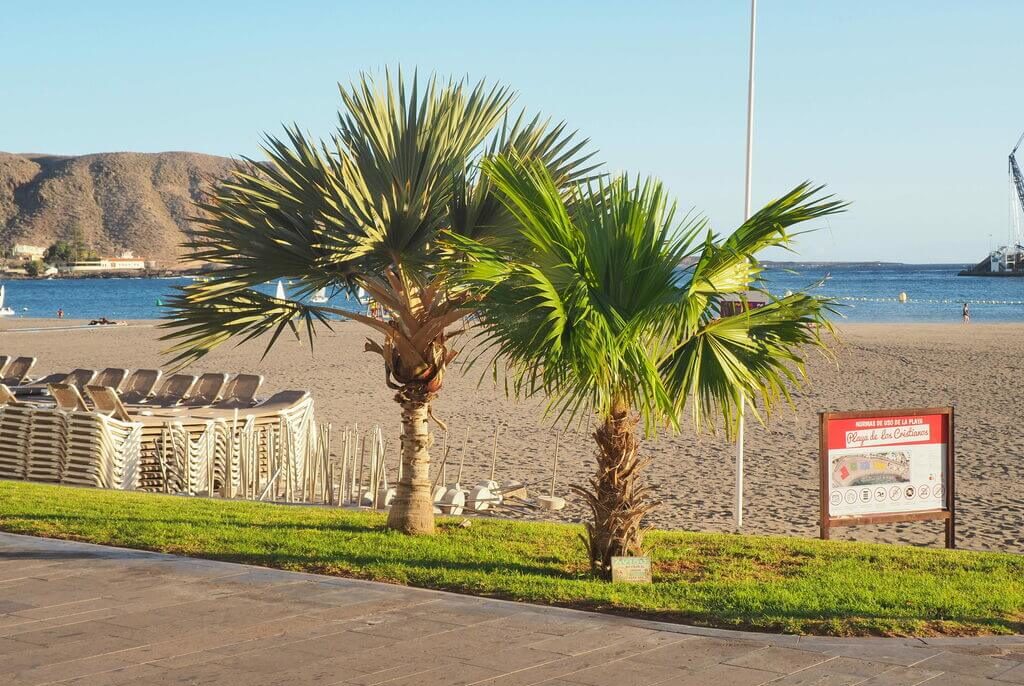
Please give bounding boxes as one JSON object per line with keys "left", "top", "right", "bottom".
{"left": 825, "top": 414, "right": 948, "bottom": 451}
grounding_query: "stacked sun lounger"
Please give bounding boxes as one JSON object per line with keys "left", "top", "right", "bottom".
{"left": 25, "top": 408, "right": 69, "bottom": 484}
{"left": 0, "top": 358, "right": 331, "bottom": 502}
{"left": 0, "top": 404, "right": 32, "bottom": 480}
{"left": 64, "top": 411, "right": 141, "bottom": 490}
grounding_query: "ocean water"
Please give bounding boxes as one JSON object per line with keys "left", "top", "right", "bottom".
{"left": 0, "top": 264, "right": 1023, "bottom": 323}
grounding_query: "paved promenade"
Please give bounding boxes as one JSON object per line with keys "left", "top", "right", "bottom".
{"left": 1, "top": 533, "right": 1023, "bottom": 685}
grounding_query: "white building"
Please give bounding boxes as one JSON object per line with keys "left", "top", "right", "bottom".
{"left": 69, "top": 257, "right": 148, "bottom": 272}
{"left": 12, "top": 244, "right": 45, "bottom": 259}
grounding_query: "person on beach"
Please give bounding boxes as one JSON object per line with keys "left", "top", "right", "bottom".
{"left": 57, "top": 308, "right": 63, "bottom": 319}
{"left": 962, "top": 302, "right": 970, "bottom": 324}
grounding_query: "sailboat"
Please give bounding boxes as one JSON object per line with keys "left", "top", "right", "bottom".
{"left": 0, "top": 285, "right": 15, "bottom": 316}
{"left": 310, "top": 287, "right": 328, "bottom": 304}
{"left": 275, "top": 280, "right": 286, "bottom": 300}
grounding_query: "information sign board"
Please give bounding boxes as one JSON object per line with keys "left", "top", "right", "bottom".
{"left": 819, "top": 407, "right": 955, "bottom": 548}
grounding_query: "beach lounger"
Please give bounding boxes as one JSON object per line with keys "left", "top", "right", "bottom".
{"left": 0, "top": 356, "right": 10, "bottom": 377}
{"left": 251, "top": 390, "right": 309, "bottom": 412}
{"left": 85, "top": 385, "right": 133, "bottom": 421}
{"left": 30, "top": 368, "right": 97, "bottom": 390}
{"left": 64, "top": 369, "right": 98, "bottom": 391}
{"left": 93, "top": 368, "right": 129, "bottom": 392}
{"left": 49, "top": 383, "right": 89, "bottom": 412}
{"left": 1, "top": 357, "right": 36, "bottom": 385}
{"left": 214, "top": 374, "right": 264, "bottom": 408}
{"left": 0, "top": 384, "right": 21, "bottom": 406}
{"left": 120, "top": 369, "right": 162, "bottom": 404}
{"left": 183, "top": 373, "right": 228, "bottom": 407}
{"left": 150, "top": 374, "right": 197, "bottom": 407}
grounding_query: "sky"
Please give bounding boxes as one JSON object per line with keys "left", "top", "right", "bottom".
{"left": 3, "top": 1, "right": 1023, "bottom": 263}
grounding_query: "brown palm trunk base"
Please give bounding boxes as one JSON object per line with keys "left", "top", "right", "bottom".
{"left": 571, "top": 410, "right": 658, "bottom": 579}
{"left": 386, "top": 391, "right": 435, "bottom": 535}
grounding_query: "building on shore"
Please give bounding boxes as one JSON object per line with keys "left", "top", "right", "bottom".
{"left": 11, "top": 244, "right": 46, "bottom": 259}
{"left": 68, "top": 251, "right": 148, "bottom": 272}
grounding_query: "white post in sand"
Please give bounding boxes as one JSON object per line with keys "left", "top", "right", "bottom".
{"left": 736, "top": 0, "right": 757, "bottom": 531}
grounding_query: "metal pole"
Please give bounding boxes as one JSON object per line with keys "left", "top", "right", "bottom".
{"left": 736, "top": 0, "right": 757, "bottom": 531}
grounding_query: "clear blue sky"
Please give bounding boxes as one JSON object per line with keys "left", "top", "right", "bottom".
{"left": 3, "top": 1, "right": 1022, "bottom": 263}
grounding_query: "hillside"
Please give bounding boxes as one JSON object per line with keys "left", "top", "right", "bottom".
{"left": 0, "top": 151, "right": 236, "bottom": 267}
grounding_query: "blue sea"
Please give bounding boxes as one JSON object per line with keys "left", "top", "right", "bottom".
{"left": 1, "top": 264, "right": 1023, "bottom": 323}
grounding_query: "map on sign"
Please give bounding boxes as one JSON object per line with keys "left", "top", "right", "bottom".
{"left": 826, "top": 414, "right": 947, "bottom": 517}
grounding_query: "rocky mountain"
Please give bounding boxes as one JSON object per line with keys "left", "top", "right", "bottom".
{"left": 0, "top": 151, "right": 237, "bottom": 267}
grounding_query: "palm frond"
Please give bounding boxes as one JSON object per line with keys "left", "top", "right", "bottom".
{"left": 163, "top": 69, "right": 521, "bottom": 364}
{"left": 678, "top": 182, "right": 847, "bottom": 332}
{"left": 158, "top": 285, "right": 354, "bottom": 368}
{"left": 449, "top": 110, "right": 600, "bottom": 243}
{"left": 449, "top": 155, "right": 691, "bottom": 432}
{"left": 660, "top": 292, "right": 836, "bottom": 438}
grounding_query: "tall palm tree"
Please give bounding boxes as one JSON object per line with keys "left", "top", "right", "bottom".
{"left": 447, "top": 155, "right": 846, "bottom": 577}
{"left": 160, "top": 72, "right": 596, "bottom": 535}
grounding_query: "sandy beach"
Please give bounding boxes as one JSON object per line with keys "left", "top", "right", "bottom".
{"left": 3, "top": 319, "right": 1022, "bottom": 553}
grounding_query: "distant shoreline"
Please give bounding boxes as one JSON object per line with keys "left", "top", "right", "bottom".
{"left": 760, "top": 261, "right": 972, "bottom": 268}
{"left": 0, "top": 268, "right": 209, "bottom": 281}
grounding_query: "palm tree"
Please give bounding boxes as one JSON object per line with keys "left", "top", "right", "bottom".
{"left": 160, "top": 71, "right": 596, "bottom": 535}
{"left": 447, "top": 155, "right": 846, "bottom": 577}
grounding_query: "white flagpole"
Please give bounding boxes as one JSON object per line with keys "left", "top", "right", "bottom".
{"left": 736, "top": 0, "right": 757, "bottom": 531}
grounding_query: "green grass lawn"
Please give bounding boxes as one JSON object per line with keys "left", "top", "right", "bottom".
{"left": 0, "top": 480, "right": 1021, "bottom": 637}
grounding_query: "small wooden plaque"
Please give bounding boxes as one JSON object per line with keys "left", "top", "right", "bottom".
{"left": 610, "top": 556, "right": 652, "bottom": 583}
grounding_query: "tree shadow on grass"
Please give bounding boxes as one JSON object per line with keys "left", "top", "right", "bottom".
{"left": 4, "top": 512, "right": 381, "bottom": 535}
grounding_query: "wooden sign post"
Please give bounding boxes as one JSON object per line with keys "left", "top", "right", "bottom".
{"left": 819, "top": 407, "right": 955, "bottom": 549}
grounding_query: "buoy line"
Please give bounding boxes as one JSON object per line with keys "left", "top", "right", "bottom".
{"left": 831, "top": 297, "right": 1024, "bottom": 305}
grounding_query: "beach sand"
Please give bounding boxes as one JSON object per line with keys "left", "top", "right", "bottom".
{"left": 3, "top": 320, "right": 1022, "bottom": 553}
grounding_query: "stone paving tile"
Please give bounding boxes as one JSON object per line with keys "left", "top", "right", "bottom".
{"left": 347, "top": 613, "right": 463, "bottom": 640}
{"left": 857, "top": 666, "right": 945, "bottom": 685}
{"left": 304, "top": 594, "right": 441, "bottom": 621}
{"left": 763, "top": 657, "right": 896, "bottom": 685}
{"left": 560, "top": 657, "right": 688, "bottom": 685}
{"left": 817, "top": 642, "right": 943, "bottom": 666}
{"left": 628, "top": 636, "right": 768, "bottom": 671}
{"left": 997, "top": 662, "right": 1024, "bottom": 684}
{"left": 527, "top": 625, "right": 660, "bottom": 656}
{"left": 342, "top": 656, "right": 462, "bottom": 685}
{"left": 406, "top": 600, "right": 524, "bottom": 626}
{"left": 5, "top": 650, "right": 144, "bottom": 685}
{"left": 0, "top": 598, "right": 33, "bottom": 612}
{"left": 4, "top": 618, "right": 141, "bottom": 646}
{"left": 659, "top": 663, "right": 778, "bottom": 686}
{"left": 133, "top": 661, "right": 248, "bottom": 686}
{"left": 915, "top": 651, "right": 1022, "bottom": 678}
{"left": 470, "top": 635, "right": 692, "bottom": 686}
{"left": 359, "top": 661, "right": 502, "bottom": 686}
{"left": 492, "top": 610, "right": 600, "bottom": 636}
{"left": 459, "top": 644, "right": 567, "bottom": 672}
{"left": 284, "top": 628, "right": 397, "bottom": 658}
{"left": 723, "top": 646, "right": 831, "bottom": 674}
{"left": 918, "top": 674, "right": 1013, "bottom": 686}
{"left": 8, "top": 595, "right": 118, "bottom": 620}
{"left": 0, "top": 633, "right": 138, "bottom": 675}
{"left": 207, "top": 642, "right": 338, "bottom": 677}
{"left": 58, "top": 663, "right": 169, "bottom": 685}
{"left": 0, "top": 636, "right": 34, "bottom": 656}
{"left": 412, "top": 624, "right": 543, "bottom": 660}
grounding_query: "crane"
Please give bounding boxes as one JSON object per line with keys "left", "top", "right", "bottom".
{"left": 1010, "top": 132, "right": 1024, "bottom": 229}
{"left": 958, "top": 133, "right": 1024, "bottom": 275}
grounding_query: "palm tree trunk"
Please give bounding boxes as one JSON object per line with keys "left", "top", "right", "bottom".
{"left": 573, "top": 404, "right": 656, "bottom": 579}
{"left": 386, "top": 390, "right": 436, "bottom": 535}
